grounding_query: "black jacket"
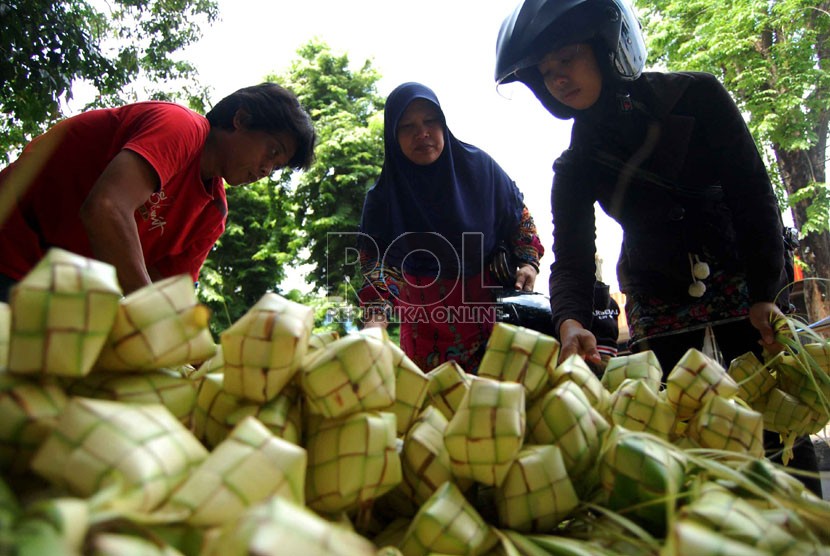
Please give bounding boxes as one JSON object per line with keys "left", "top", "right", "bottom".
{"left": 549, "top": 72, "right": 787, "bottom": 335}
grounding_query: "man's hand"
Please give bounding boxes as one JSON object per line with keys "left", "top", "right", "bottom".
{"left": 514, "top": 264, "right": 538, "bottom": 292}
{"left": 558, "top": 318, "right": 602, "bottom": 366}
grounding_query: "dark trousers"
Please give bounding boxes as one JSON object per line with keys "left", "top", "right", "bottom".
{"left": 632, "top": 318, "right": 823, "bottom": 497}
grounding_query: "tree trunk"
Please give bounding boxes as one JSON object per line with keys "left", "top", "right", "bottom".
{"left": 775, "top": 146, "right": 830, "bottom": 323}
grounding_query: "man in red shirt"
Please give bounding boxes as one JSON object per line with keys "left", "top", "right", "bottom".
{"left": 0, "top": 82, "right": 316, "bottom": 299}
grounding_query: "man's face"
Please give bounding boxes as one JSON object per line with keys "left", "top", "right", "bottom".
{"left": 221, "top": 111, "right": 298, "bottom": 186}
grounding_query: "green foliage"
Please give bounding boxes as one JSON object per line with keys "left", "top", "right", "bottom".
{"left": 638, "top": 0, "right": 827, "bottom": 151}
{"left": 788, "top": 182, "right": 830, "bottom": 234}
{"left": 636, "top": 0, "right": 829, "bottom": 238}
{"left": 269, "top": 39, "right": 385, "bottom": 298}
{"left": 198, "top": 176, "right": 295, "bottom": 337}
{"left": 197, "top": 40, "right": 385, "bottom": 337}
{"left": 0, "top": 0, "right": 218, "bottom": 160}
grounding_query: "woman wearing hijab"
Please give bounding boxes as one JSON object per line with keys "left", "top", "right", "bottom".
{"left": 358, "top": 82, "right": 544, "bottom": 374}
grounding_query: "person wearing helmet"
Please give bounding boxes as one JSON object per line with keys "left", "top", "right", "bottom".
{"left": 358, "top": 82, "right": 544, "bottom": 374}
{"left": 494, "top": 0, "right": 819, "bottom": 494}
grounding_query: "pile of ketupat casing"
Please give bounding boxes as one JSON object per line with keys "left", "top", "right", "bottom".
{"left": 0, "top": 247, "right": 829, "bottom": 556}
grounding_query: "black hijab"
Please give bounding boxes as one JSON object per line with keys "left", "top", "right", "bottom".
{"left": 359, "top": 82, "right": 523, "bottom": 278}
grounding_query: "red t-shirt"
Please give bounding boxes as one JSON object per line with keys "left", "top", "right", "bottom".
{"left": 0, "top": 102, "right": 227, "bottom": 283}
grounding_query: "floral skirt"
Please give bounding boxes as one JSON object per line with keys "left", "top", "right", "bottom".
{"left": 396, "top": 271, "right": 499, "bottom": 374}
{"left": 625, "top": 270, "right": 752, "bottom": 346}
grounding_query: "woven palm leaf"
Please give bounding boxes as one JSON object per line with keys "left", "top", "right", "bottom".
{"left": 608, "top": 377, "right": 676, "bottom": 440}
{"left": 63, "top": 369, "right": 197, "bottom": 423}
{"left": 687, "top": 395, "right": 764, "bottom": 457}
{"left": 203, "top": 495, "right": 376, "bottom": 556}
{"left": 601, "top": 350, "right": 663, "bottom": 394}
{"left": 191, "top": 374, "right": 244, "bottom": 449}
{"left": 95, "top": 274, "right": 215, "bottom": 372}
{"left": 680, "top": 482, "right": 799, "bottom": 553}
{"left": 88, "top": 533, "right": 185, "bottom": 556}
{"left": 478, "top": 322, "right": 560, "bottom": 401}
{"left": 663, "top": 520, "right": 767, "bottom": 556}
{"left": 526, "top": 381, "right": 609, "bottom": 479}
{"left": 226, "top": 382, "right": 303, "bottom": 446}
{"left": 443, "top": 376, "right": 525, "bottom": 487}
{"left": 190, "top": 345, "right": 224, "bottom": 380}
{"left": 494, "top": 444, "right": 579, "bottom": 533}
{"left": 221, "top": 292, "right": 314, "bottom": 404}
{"left": 399, "top": 405, "right": 472, "bottom": 507}
{"left": 665, "top": 348, "right": 739, "bottom": 420}
{"left": 21, "top": 496, "right": 91, "bottom": 555}
{"left": 424, "top": 361, "right": 472, "bottom": 421}
{"left": 161, "top": 415, "right": 306, "bottom": 526}
{"left": 8, "top": 248, "right": 121, "bottom": 376}
{"left": 727, "top": 351, "right": 777, "bottom": 405}
{"left": 31, "top": 397, "right": 207, "bottom": 513}
{"left": 308, "top": 330, "right": 341, "bottom": 352}
{"left": 304, "top": 411, "right": 401, "bottom": 514}
{"left": 549, "top": 354, "right": 610, "bottom": 413}
{"left": 301, "top": 332, "right": 396, "bottom": 419}
{"left": 597, "top": 426, "right": 686, "bottom": 536}
{"left": 0, "top": 373, "right": 68, "bottom": 473}
{"left": 398, "top": 481, "right": 497, "bottom": 556}
{"left": 360, "top": 327, "right": 429, "bottom": 435}
{"left": 773, "top": 343, "right": 830, "bottom": 415}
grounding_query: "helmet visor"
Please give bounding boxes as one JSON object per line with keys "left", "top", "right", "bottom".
{"left": 609, "top": 0, "right": 647, "bottom": 80}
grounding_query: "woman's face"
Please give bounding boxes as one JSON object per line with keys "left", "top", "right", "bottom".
{"left": 396, "top": 99, "right": 445, "bottom": 165}
{"left": 537, "top": 43, "right": 603, "bottom": 111}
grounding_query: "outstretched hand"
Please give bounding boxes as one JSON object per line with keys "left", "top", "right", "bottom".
{"left": 514, "top": 264, "right": 538, "bottom": 292}
{"left": 558, "top": 319, "right": 602, "bottom": 366}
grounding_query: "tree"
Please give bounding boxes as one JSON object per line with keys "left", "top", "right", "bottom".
{"left": 196, "top": 42, "right": 384, "bottom": 337}
{"left": 198, "top": 176, "right": 296, "bottom": 337}
{"left": 637, "top": 0, "right": 830, "bottom": 322}
{"left": 0, "top": 0, "right": 218, "bottom": 160}
{"left": 268, "top": 39, "right": 385, "bottom": 300}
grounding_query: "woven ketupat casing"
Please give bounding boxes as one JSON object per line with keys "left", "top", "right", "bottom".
{"left": 495, "top": 444, "right": 579, "bottom": 533}
{"left": 301, "top": 332, "right": 395, "bottom": 419}
{"left": 94, "top": 274, "right": 215, "bottom": 372}
{"left": 601, "top": 350, "right": 663, "bottom": 394}
{"left": 666, "top": 349, "right": 738, "bottom": 420}
{"left": 304, "top": 411, "right": 401, "bottom": 514}
{"left": 221, "top": 293, "right": 313, "bottom": 404}
{"left": 688, "top": 396, "right": 764, "bottom": 457}
{"left": 161, "top": 415, "right": 306, "bottom": 526}
{"left": 727, "top": 351, "right": 777, "bottom": 405}
{"left": 444, "top": 376, "right": 525, "bottom": 487}
{"left": 399, "top": 481, "right": 497, "bottom": 556}
{"left": 9, "top": 248, "right": 121, "bottom": 376}
{"left": 204, "top": 496, "right": 376, "bottom": 556}
{"left": 0, "top": 373, "right": 67, "bottom": 473}
{"left": 478, "top": 322, "right": 560, "bottom": 401}
{"left": 609, "top": 378, "right": 676, "bottom": 440}
{"left": 424, "top": 361, "right": 472, "bottom": 421}
{"left": 526, "top": 381, "right": 609, "bottom": 479}
{"left": 31, "top": 397, "right": 207, "bottom": 512}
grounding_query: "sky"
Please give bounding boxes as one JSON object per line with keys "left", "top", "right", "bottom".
{"left": 181, "top": 0, "right": 625, "bottom": 293}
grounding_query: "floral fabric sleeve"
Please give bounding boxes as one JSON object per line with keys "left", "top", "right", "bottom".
{"left": 510, "top": 205, "right": 545, "bottom": 271}
{"left": 357, "top": 249, "right": 403, "bottom": 316}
